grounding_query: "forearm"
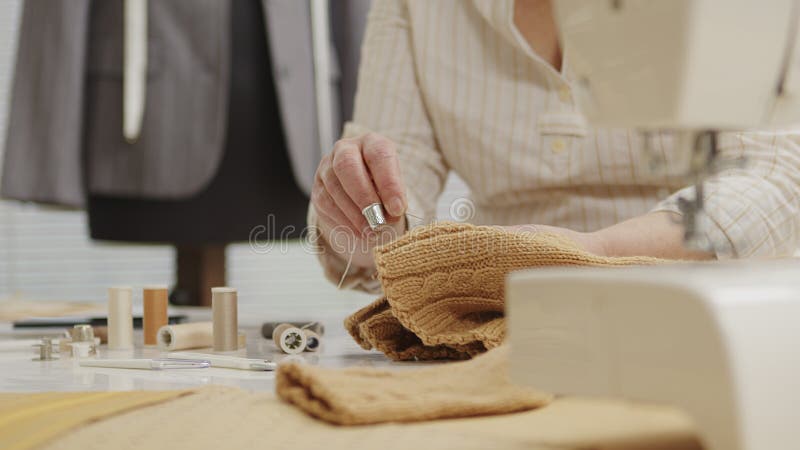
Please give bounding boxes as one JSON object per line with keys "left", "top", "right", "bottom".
{"left": 593, "top": 211, "right": 715, "bottom": 260}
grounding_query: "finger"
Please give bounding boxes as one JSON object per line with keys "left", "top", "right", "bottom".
{"left": 331, "top": 139, "right": 382, "bottom": 211}
{"left": 362, "top": 133, "right": 407, "bottom": 217}
{"left": 321, "top": 165, "right": 370, "bottom": 233}
{"left": 312, "top": 182, "right": 361, "bottom": 235}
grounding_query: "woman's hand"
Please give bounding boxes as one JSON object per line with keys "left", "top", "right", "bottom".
{"left": 311, "top": 133, "right": 408, "bottom": 267}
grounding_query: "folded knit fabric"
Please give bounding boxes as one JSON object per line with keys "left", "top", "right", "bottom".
{"left": 346, "top": 222, "right": 662, "bottom": 360}
{"left": 276, "top": 345, "right": 551, "bottom": 425}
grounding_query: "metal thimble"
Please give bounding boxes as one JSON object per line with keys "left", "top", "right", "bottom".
{"left": 362, "top": 203, "right": 387, "bottom": 230}
{"left": 71, "top": 324, "right": 95, "bottom": 342}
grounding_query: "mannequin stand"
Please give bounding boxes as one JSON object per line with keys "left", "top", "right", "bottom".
{"left": 171, "top": 245, "right": 226, "bottom": 307}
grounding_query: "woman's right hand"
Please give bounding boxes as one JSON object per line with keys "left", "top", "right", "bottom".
{"left": 311, "top": 133, "right": 408, "bottom": 251}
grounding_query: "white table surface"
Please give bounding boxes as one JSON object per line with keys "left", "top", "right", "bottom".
{"left": 0, "top": 306, "right": 417, "bottom": 393}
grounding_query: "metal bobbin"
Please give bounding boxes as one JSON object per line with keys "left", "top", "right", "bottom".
{"left": 69, "top": 324, "right": 97, "bottom": 357}
{"left": 362, "top": 203, "right": 387, "bottom": 230}
{"left": 71, "top": 324, "right": 95, "bottom": 342}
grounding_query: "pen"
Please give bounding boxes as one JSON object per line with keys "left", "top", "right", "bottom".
{"left": 79, "top": 358, "right": 210, "bottom": 370}
{"left": 168, "top": 352, "right": 277, "bottom": 371}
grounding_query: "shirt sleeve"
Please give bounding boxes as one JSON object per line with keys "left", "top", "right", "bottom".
{"left": 651, "top": 130, "right": 800, "bottom": 259}
{"left": 307, "top": 0, "right": 449, "bottom": 293}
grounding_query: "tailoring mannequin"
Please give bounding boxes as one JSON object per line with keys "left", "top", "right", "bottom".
{"left": 87, "top": 0, "right": 309, "bottom": 304}
{"left": 2, "top": 0, "right": 369, "bottom": 305}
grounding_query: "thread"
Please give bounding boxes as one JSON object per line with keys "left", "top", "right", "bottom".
{"left": 157, "top": 322, "right": 212, "bottom": 351}
{"left": 212, "top": 287, "right": 238, "bottom": 351}
{"left": 303, "top": 330, "right": 321, "bottom": 352}
{"left": 261, "top": 321, "right": 324, "bottom": 339}
{"left": 107, "top": 286, "right": 134, "bottom": 350}
{"left": 276, "top": 326, "right": 307, "bottom": 354}
{"left": 143, "top": 286, "right": 168, "bottom": 346}
{"left": 271, "top": 323, "right": 293, "bottom": 344}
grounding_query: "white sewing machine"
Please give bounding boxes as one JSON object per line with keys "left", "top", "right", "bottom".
{"left": 509, "top": 2, "right": 800, "bottom": 450}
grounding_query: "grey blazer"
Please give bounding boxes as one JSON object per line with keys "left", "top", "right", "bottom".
{"left": 1, "top": 0, "right": 369, "bottom": 207}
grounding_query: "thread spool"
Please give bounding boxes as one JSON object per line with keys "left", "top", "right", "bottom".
{"left": 157, "top": 322, "right": 212, "bottom": 351}
{"left": 212, "top": 287, "right": 238, "bottom": 351}
{"left": 71, "top": 324, "right": 95, "bottom": 342}
{"left": 303, "top": 330, "right": 321, "bottom": 352}
{"left": 275, "top": 326, "right": 307, "bottom": 354}
{"left": 261, "top": 321, "right": 324, "bottom": 339}
{"left": 107, "top": 286, "right": 133, "bottom": 350}
{"left": 157, "top": 322, "right": 246, "bottom": 351}
{"left": 271, "top": 323, "right": 293, "bottom": 344}
{"left": 143, "top": 286, "right": 168, "bottom": 346}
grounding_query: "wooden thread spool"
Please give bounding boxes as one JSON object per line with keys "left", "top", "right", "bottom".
{"left": 212, "top": 287, "right": 238, "bottom": 351}
{"left": 107, "top": 286, "right": 133, "bottom": 350}
{"left": 143, "top": 286, "right": 168, "bottom": 346}
{"left": 273, "top": 324, "right": 307, "bottom": 354}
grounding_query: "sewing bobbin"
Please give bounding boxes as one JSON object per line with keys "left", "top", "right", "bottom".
{"left": 302, "top": 330, "right": 321, "bottom": 352}
{"left": 32, "top": 337, "right": 58, "bottom": 361}
{"left": 272, "top": 324, "right": 307, "bottom": 354}
{"left": 68, "top": 324, "right": 98, "bottom": 357}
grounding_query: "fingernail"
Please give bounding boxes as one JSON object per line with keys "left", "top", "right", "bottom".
{"left": 387, "top": 197, "right": 405, "bottom": 217}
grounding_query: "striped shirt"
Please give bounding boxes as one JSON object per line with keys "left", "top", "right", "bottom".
{"left": 312, "top": 0, "right": 800, "bottom": 291}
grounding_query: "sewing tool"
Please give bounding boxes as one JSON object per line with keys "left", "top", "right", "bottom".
{"left": 32, "top": 338, "right": 58, "bottom": 361}
{"left": 107, "top": 286, "right": 134, "bottom": 350}
{"left": 143, "top": 286, "right": 168, "bottom": 346}
{"left": 261, "top": 321, "right": 324, "bottom": 339}
{"left": 71, "top": 324, "right": 95, "bottom": 342}
{"left": 158, "top": 322, "right": 213, "bottom": 351}
{"left": 302, "top": 329, "right": 321, "bottom": 352}
{"left": 212, "top": 287, "right": 238, "bottom": 351}
{"left": 336, "top": 204, "right": 424, "bottom": 289}
{"left": 273, "top": 324, "right": 307, "bottom": 354}
{"left": 79, "top": 358, "right": 210, "bottom": 370}
{"left": 168, "top": 352, "right": 277, "bottom": 371}
{"left": 362, "top": 203, "right": 387, "bottom": 230}
{"left": 68, "top": 324, "right": 98, "bottom": 357}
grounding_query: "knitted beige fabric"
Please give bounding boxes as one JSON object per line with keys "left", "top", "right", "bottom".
{"left": 276, "top": 345, "right": 550, "bottom": 425}
{"left": 42, "top": 385, "right": 701, "bottom": 450}
{"left": 347, "top": 222, "right": 663, "bottom": 360}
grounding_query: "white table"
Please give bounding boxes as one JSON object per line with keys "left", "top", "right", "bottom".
{"left": 0, "top": 306, "right": 413, "bottom": 393}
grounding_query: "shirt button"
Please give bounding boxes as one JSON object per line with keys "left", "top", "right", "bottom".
{"left": 552, "top": 138, "right": 566, "bottom": 153}
{"left": 558, "top": 86, "right": 571, "bottom": 102}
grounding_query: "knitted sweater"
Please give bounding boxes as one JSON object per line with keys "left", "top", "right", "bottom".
{"left": 346, "top": 222, "right": 661, "bottom": 360}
